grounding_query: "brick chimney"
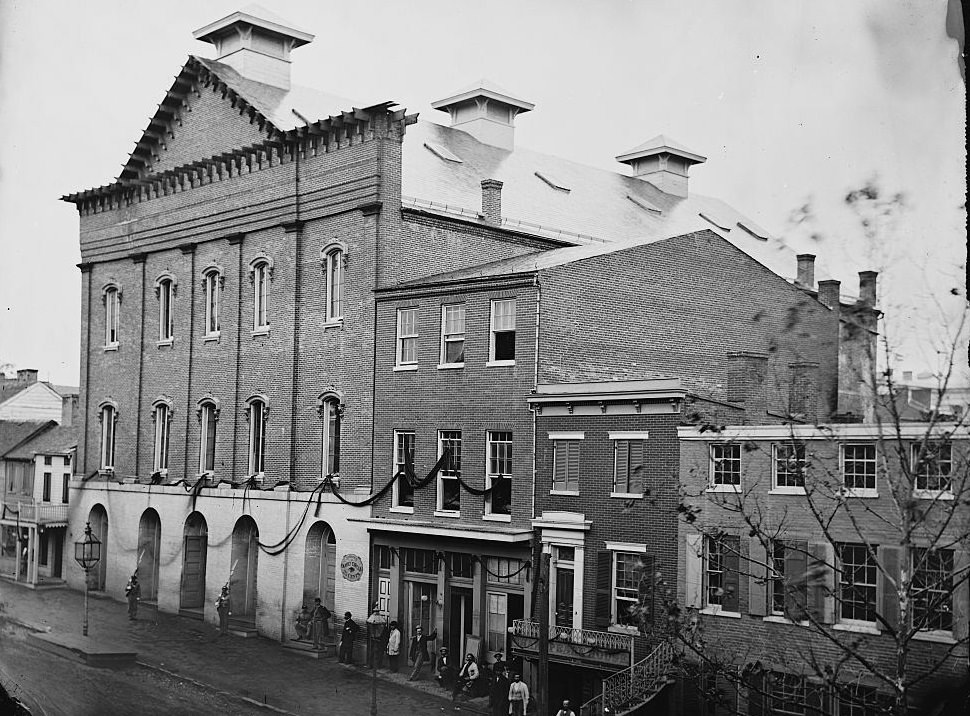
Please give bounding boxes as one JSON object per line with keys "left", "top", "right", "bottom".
{"left": 481, "top": 179, "right": 503, "bottom": 225}
{"left": 193, "top": 7, "right": 314, "bottom": 90}
{"left": 16, "top": 369, "right": 38, "bottom": 385}
{"left": 858, "top": 271, "right": 878, "bottom": 307}
{"left": 432, "top": 81, "right": 534, "bottom": 151}
{"left": 61, "top": 394, "right": 79, "bottom": 427}
{"left": 796, "top": 254, "right": 816, "bottom": 289}
{"left": 817, "top": 279, "right": 841, "bottom": 315}
{"left": 789, "top": 362, "right": 819, "bottom": 421}
{"left": 727, "top": 352, "right": 768, "bottom": 423}
{"left": 615, "top": 135, "right": 706, "bottom": 198}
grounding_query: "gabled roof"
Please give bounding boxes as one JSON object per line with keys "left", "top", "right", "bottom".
{"left": 192, "top": 5, "right": 314, "bottom": 47}
{"left": 0, "top": 421, "right": 56, "bottom": 459}
{"left": 4, "top": 424, "right": 78, "bottom": 461}
{"left": 615, "top": 134, "right": 707, "bottom": 165}
{"left": 431, "top": 79, "right": 535, "bottom": 113}
{"left": 0, "top": 382, "right": 29, "bottom": 405}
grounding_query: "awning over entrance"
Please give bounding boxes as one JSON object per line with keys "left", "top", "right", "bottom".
{"left": 351, "top": 517, "right": 532, "bottom": 543}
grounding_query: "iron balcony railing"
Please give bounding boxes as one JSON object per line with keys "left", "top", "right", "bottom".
{"left": 581, "top": 640, "right": 675, "bottom": 716}
{"left": 511, "top": 619, "right": 636, "bottom": 653}
{"left": 1, "top": 499, "right": 69, "bottom": 525}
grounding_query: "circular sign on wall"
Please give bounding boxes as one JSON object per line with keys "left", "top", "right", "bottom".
{"left": 340, "top": 553, "right": 363, "bottom": 582}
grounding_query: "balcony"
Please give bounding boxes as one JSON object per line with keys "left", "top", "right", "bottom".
{"left": 1, "top": 499, "right": 69, "bottom": 526}
{"left": 509, "top": 619, "right": 634, "bottom": 671}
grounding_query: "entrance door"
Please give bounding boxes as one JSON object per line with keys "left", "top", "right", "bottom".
{"left": 88, "top": 505, "right": 108, "bottom": 591}
{"left": 230, "top": 517, "right": 259, "bottom": 619}
{"left": 448, "top": 587, "right": 473, "bottom": 658}
{"left": 180, "top": 513, "right": 208, "bottom": 610}
{"left": 52, "top": 531, "right": 63, "bottom": 578}
{"left": 137, "top": 509, "right": 162, "bottom": 601}
{"left": 407, "top": 581, "right": 436, "bottom": 639}
{"left": 554, "top": 567, "right": 575, "bottom": 628}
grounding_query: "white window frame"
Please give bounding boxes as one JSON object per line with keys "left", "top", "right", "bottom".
{"left": 771, "top": 441, "right": 807, "bottom": 494}
{"left": 203, "top": 269, "right": 222, "bottom": 338}
{"left": 247, "top": 398, "right": 268, "bottom": 477}
{"left": 198, "top": 400, "right": 218, "bottom": 475}
{"left": 435, "top": 430, "right": 461, "bottom": 515}
{"left": 152, "top": 402, "right": 171, "bottom": 474}
{"left": 612, "top": 550, "right": 646, "bottom": 631}
{"left": 485, "top": 591, "right": 509, "bottom": 656}
{"left": 104, "top": 286, "right": 120, "bottom": 349}
{"left": 324, "top": 248, "right": 345, "bottom": 324}
{"left": 912, "top": 547, "right": 954, "bottom": 635}
{"left": 610, "top": 431, "right": 648, "bottom": 498}
{"left": 251, "top": 260, "right": 271, "bottom": 333}
{"left": 702, "top": 535, "right": 742, "bottom": 616}
{"left": 99, "top": 404, "right": 117, "bottom": 471}
{"left": 836, "top": 542, "right": 879, "bottom": 629}
{"left": 395, "top": 307, "right": 418, "bottom": 370}
{"left": 438, "top": 304, "right": 466, "bottom": 369}
{"left": 912, "top": 442, "right": 953, "bottom": 498}
{"left": 840, "top": 443, "right": 878, "bottom": 497}
{"left": 708, "top": 443, "right": 741, "bottom": 493}
{"left": 320, "top": 397, "right": 341, "bottom": 478}
{"left": 487, "top": 298, "right": 516, "bottom": 366}
{"left": 157, "top": 277, "right": 175, "bottom": 344}
{"left": 484, "top": 430, "right": 513, "bottom": 520}
{"left": 391, "top": 430, "right": 415, "bottom": 513}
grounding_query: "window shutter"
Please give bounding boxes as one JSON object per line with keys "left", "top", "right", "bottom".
{"left": 637, "top": 554, "right": 655, "bottom": 625}
{"left": 630, "top": 441, "right": 645, "bottom": 494}
{"left": 877, "top": 545, "right": 903, "bottom": 634}
{"left": 567, "top": 441, "right": 580, "bottom": 491}
{"left": 723, "top": 536, "right": 741, "bottom": 612}
{"left": 685, "top": 533, "right": 704, "bottom": 608}
{"left": 594, "top": 550, "right": 613, "bottom": 628}
{"left": 785, "top": 540, "right": 809, "bottom": 621}
{"left": 748, "top": 538, "right": 767, "bottom": 617}
{"left": 807, "top": 542, "right": 835, "bottom": 624}
{"left": 805, "top": 681, "right": 830, "bottom": 716}
{"left": 553, "top": 442, "right": 566, "bottom": 489}
{"left": 614, "top": 440, "right": 629, "bottom": 492}
{"left": 953, "top": 549, "right": 969, "bottom": 641}
{"left": 745, "top": 670, "right": 765, "bottom": 716}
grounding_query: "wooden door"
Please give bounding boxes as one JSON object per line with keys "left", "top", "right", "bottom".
{"left": 181, "top": 535, "right": 207, "bottom": 608}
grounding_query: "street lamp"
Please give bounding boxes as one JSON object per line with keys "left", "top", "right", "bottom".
{"left": 74, "top": 522, "right": 102, "bottom": 637}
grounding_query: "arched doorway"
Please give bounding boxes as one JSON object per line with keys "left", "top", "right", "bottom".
{"left": 136, "top": 509, "right": 161, "bottom": 601}
{"left": 303, "top": 521, "right": 336, "bottom": 611}
{"left": 229, "top": 516, "right": 258, "bottom": 623}
{"left": 87, "top": 505, "right": 108, "bottom": 591}
{"left": 180, "top": 512, "right": 208, "bottom": 612}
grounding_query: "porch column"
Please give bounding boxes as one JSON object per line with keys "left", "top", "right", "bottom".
{"left": 31, "top": 526, "right": 40, "bottom": 584}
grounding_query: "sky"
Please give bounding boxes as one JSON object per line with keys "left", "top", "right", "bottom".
{"left": 0, "top": 0, "right": 965, "bottom": 387}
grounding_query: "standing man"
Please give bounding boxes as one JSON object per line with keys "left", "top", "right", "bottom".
{"left": 215, "top": 584, "right": 231, "bottom": 636}
{"left": 338, "top": 611, "right": 359, "bottom": 664}
{"left": 365, "top": 602, "right": 387, "bottom": 667}
{"left": 508, "top": 673, "right": 530, "bottom": 716}
{"left": 125, "top": 573, "right": 140, "bottom": 620}
{"left": 490, "top": 664, "right": 510, "bottom": 716}
{"left": 407, "top": 625, "right": 438, "bottom": 681}
{"left": 311, "top": 598, "right": 331, "bottom": 651}
{"left": 386, "top": 620, "right": 402, "bottom": 672}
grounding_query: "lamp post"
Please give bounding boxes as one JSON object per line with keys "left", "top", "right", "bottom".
{"left": 74, "top": 522, "right": 102, "bottom": 637}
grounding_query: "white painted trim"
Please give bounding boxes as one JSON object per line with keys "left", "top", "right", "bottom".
{"left": 393, "top": 365, "right": 418, "bottom": 372}
{"left": 912, "top": 630, "right": 956, "bottom": 644}
{"left": 389, "top": 506, "right": 414, "bottom": 514}
{"left": 547, "top": 431, "right": 584, "bottom": 440}
{"left": 706, "top": 484, "right": 741, "bottom": 494}
{"left": 605, "top": 541, "right": 647, "bottom": 553}
{"left": 768, "top": 487, "right": 807, "bottom": 496}
{"left": 679, "top": 424, "right": 969, "bottom": 440}
{"left": 833, "top": 622, "right": 880, "bottom": 635}
{"left": 354, "top": 518, "right": 532, "bottom": 543}
{"left": 437, "top": 363, "right": 465, "bottom": 370}
{"left": 608, "top": 431, "right": 650, "bottom": 440}
{"left": 433, "top": 510, "right": 461, "bottom": 519}
{"left": 699, "top": 606, "right": 742, "bottom": 619}
{"left": 610, "top": 492, "right": 643, "bottom": 499}
{"left": 486, "top": 360, "right": 516, "bottom": 368}
{"left": 482, "top": 514, "right": 512, "bottom": 523}
{"left": 549, "top": 489, "right": 579, "bottom": 496}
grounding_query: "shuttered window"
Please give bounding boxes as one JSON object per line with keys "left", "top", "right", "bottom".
{"left": 613, "top": 440, "right": 645, "bottom": 494}
{"left": 552, "top": 440, "right": 580, "bottom": 492}
{"left": 706, "top": 535, "right": 740, "bottom": 613}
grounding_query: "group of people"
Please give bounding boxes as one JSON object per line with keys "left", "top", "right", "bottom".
{"left": 294, "top": 600, "right": 360, "bottom": 663}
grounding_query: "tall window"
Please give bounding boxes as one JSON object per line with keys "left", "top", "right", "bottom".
{"left": 42, "top": 472, "right": 51, "bottom": 502}
{"left": 485, "top": 431, "right": 512, "bottom": 516}
{"left": 152, "top": 403, "right": 171, "bottom": 473}
{"left": 440, "top": 304, "right": 466, "bottom": 365}
{"left": 614, "top": 552, "right": 649, "bottom": 627}
{"left": 913, "top": 548, "right": 953, "bottom": 632}
{"left": 248, "top": 399, "right": 267, "bottom": 475}
{"left": 99, "top": 404, "right": 117, "bottom": 470}
{"left": 61, "top": 474, "right": 70, "bottom": 503}
{"left": 770, "top": 540, "right": 808, "bottom": 620}
{"left": 325, "top": 248, "right": 345, "bottom": 322}
{"left": 486, "top": 592, "right": 509, "bottom": 654}
{"left": 199, "top": 401, "right": 218, "bottom": 474}
{"left": 104, "top": 286, "right": 120, "bottom": 347}
{"left": 913, "top": 442, "right": 952, "bottom": 493}
{"left": 613, "top": 439, "right": 645, "bottom": 494}
{"left": 489, "top": 299, "right": 516, "bottom": 363}
{"left": 710, "top": 443, "right": 740, "bottom": 487}
{"left": 396, "top": 308, "right": 418, "bottom": 367}
{"left": 437, "top": 430, "right": 462, "bottom": 512}
{"left": 203, "top": 269, "right": 221, "bottom": 336}
{"left": 320, "top": 397, "right": 341, "bottom": 477}
{"left": 157, "top": 278, "right": 174, "bottom": 342}
{"left": 770, "top": 672, "right": 807, "bottom": 716}
{"left": 842, "top": 443, "right": 877, "bottom": 492}
{"left": 394, "top": 431, "right": 415, "bottom": 508}
{"left": 838, "top": 543, "right": 878, "bottom": 624}
{"left": 705, "top": 535, "right": 740, "bottom": 612}
{"left": 252, "top": 260, "right": 270, "bottom": 331}
{"left": 552, "top": 440, "right": 580, "bottom": 492}
{"left": 774, "top": 441, "right": 807, "bottom": 489}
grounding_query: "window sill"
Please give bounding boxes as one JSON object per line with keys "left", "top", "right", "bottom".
{"left": 833, "top": 622, "right": 880, "bottom": 635}
{"left": 768, "top": 486, "right": 807, "bottom": 495}
{"left": 203, "top": 332, "right": 221, "bottom": 343}
{"left": 433, "top": 510, "right": 461, "bottom": 519}
{"left": 912, "top": 490, "right": 954, "bottom": 500}
{"left": 700, "top": 606, "right": 741, "bottom": 619}
{"left": 103, "top": 344, "right": 119, "bottom": 352}
{"left": 251, "top": 328, "right": 270, "bottom": 337}
{"left": 389, "top": 506, "right": 414, "bottom": 514}
{"left": 322, "top": 319, "right": 343, "bottom": 330}
{"left": 437, "top": 363, "right": 465, "bottom": 370}
{"left": 393, "top": 364, "right": 418, "bottom": 372}
{"left": 98, "top": 468, "right": 115, "bottom": 477}
{"left": 610, "top": 492, "right": 643, "bottom": 499}
{"left": 706, "top": 484, "right": 741, "bottom": 494}
{"left": 156, "top": 338, "right": 174, "bottom": 348}
{"left": 550, "top": 489, "right": 579, "bottom": 496}
{"left": 485, "top": 360, "right": 515, "bottom": 368}
{"left": 912, "top": 630, "right": 956, "bottom": 644}
{"left": 483, "top": 514, "right": 512, "bottom": 523}
{"left": 763, "top": 615, "right": 809, "bottom": 626}
{"left": 841, "top": 488, "right": 879, "bottom": 498}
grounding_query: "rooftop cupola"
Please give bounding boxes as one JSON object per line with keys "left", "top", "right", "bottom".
{"left": 615, "top": 135, "right": 706, "bottom": 198}
{"left": 193, "top": 5, "right": 314, "bottom": 90}
{"left": 431, "top": 80, "right": 534, "bottom": 151}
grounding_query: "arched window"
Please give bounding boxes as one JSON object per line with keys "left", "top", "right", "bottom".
{"left": 319, "top": 396, "right": 342, "bottom": 477}
{"left": 155, "top": 275, "right": 176, "bottom": 342}
{"left": 99, "top": 402, "right": 118, "bottom": 471}
{"left": 103, "top": 285, "right": 121, "bottom": 347}
{"left": 322, "top": 244, "right": 346, "bottom": 323}
{"left": 247, "top": 397, "right": 268, "bottom": 476}
{"left": 202, "top": 268, "right": 222, "bottom": 337}
{"left": 152, "top": 399, "right": 173, "bottom": 474}
{"left": 197, "top": 399, "right": 219, "bottom": 474}
{"left": 250, "top": 258, "right": 272, "bottom": 331}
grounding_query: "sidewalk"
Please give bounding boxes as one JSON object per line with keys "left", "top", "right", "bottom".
{"left": 0, "top": 580, "right": 488, "bottom": 716}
